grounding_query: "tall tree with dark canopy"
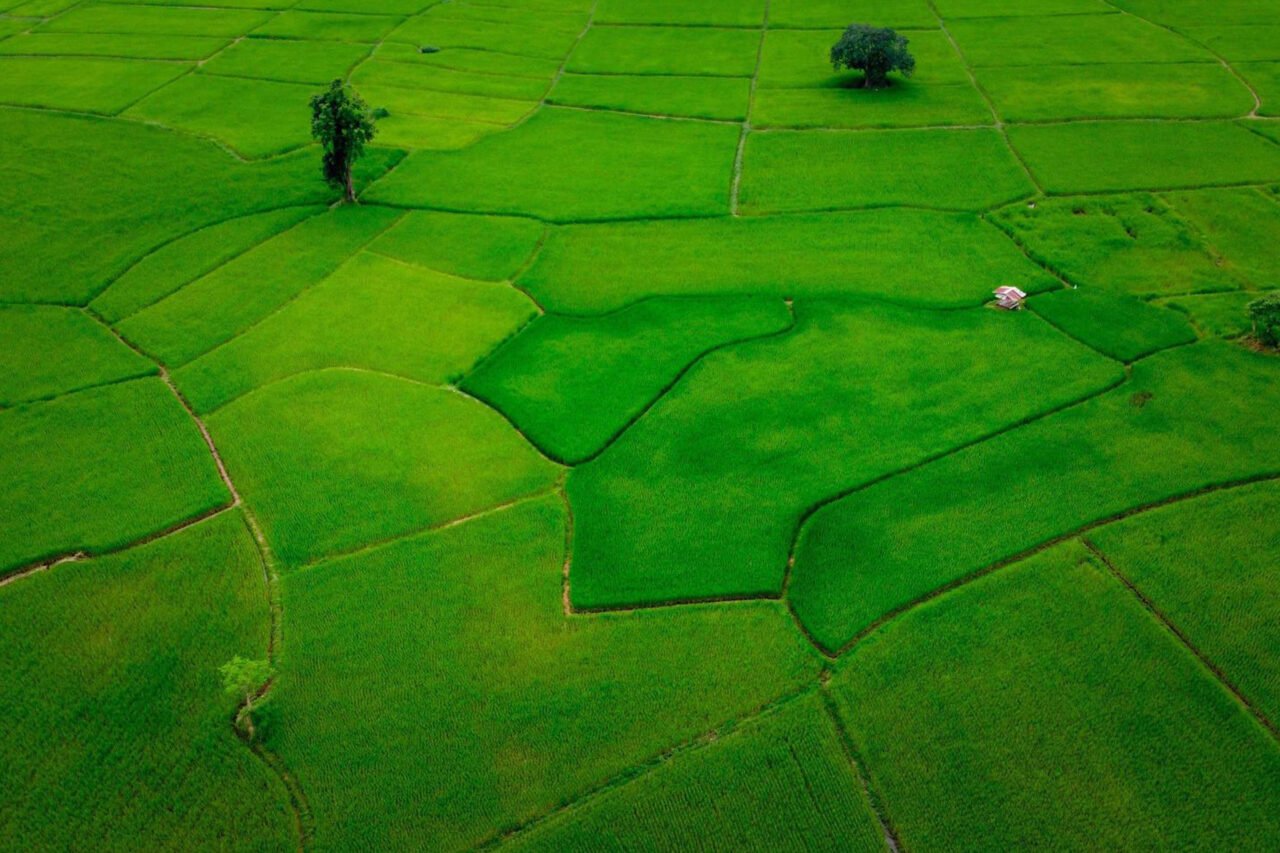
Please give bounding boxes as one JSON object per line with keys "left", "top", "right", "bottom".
{"left": 830, "top": 24, "right": 915, "bottom": 89}
{"left": 310, "top": 79, "right": 377, "bottom": 203}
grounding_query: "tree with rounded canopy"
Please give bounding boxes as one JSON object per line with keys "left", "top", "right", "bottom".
{"left": 220, "top": 656, "right": 274, "bottom": 741}
{"left": 830, "top": 24, "right": 915, "bottom": 90}
{"left": 310, "top": 79, "right": 377, "bottom": 203}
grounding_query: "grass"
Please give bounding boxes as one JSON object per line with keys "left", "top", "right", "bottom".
{"left": 352, "top": 56, "right": 554, "bottom": 100}
{"left": 0, "top": 378, "right": 229, "bottom": 574}
{"left": 201, "top": 37, "right": 372, "bottom": 85}
{"left": 791, "top": 341, "right": 1280, "bottom": 651}
{"left": 752, "top": 84, "right": 993, "bottom": 129}
{"left": 769, "top": 0, "right": 937, "bottom": 29}
{"left": 268, "top": 496, "right": 822, "bottom": 849}
{"left": 253, "top": 10, "right": 405, "bottom": 42}
{"left": 947, "top": 12, "right": 1214, "bottom": 66}
{"left": 1158, "top": 289, "right": 1280, "bottom": 337}
{"left": 738, "top": 128, "right": 1035, "bottom": 212}
{"left": 1028, "top": 286, "right": 1197, "bottom": 361}
{"left": 118, "top": 205, "right": 402, "bottom": 367}
{"left": 368, "top": 209, "right": 545, "bottom": 280}
{"left": 173, "top": 251, "right": 536, "bottom": 413}
{"left": 0, "top": 511, "right": 294, "bottom": 849}
{"left": 595, "top": 0, "right": 767, "bottom": 27}
{"left": 1240, "top": 62, "right": 1280, "bottom": 115}
{"left": 568, "top": 300, "right": 1119, "bottom": 608}
{"left": 388, "top": 14, "right": 582, "bottom": 61}
{"left": 462, "top": 297, "right": 792, "bottom": 463}
{"left": 991, "top": 194, "right": 1243, "bottom": 296}
{"left": 0, "top": 56, "right": 190, "bottom": 114}
{"left": 207, "top": 369, "right": 561, "bottom": 566}
{"left": 365, "top": 107, "right": 740, "bottom": 220}
{"left": 758, "top": 29, "right": 976, "bottom": 89}
{"left": 935, "top": 0, "right": 1112, "bottom": 15}
{"left": 827, "top": 540, "right": 1280, "bottom": 849}
{"left": 520, "top": 210, "right": 1058, "bottom": 311}
{"left": 41, "top": 4, "right": 271, "bottom": 36}
{"left": 568, "top": 26, "right": 760, "bottom": 77}
{"left": 1008, "top": 120, "right": 1280, "bottom": 193}
{"left": 1164, "top": 188, "right": 1280, "bottom": 288}
{"left": 0, "top": 33, "right": 231, "bottom": 60}
{"left": 1089, "top": 479, "right": 1280, "bottom": 724}
{"left": 510, "top": 693, "right": 884, "bottom": 852}
{"left": 0, "top": 306, "right": 154, "bottom": 405}
{"left": 550, "top": 73, "right": 753, "bottom": 121}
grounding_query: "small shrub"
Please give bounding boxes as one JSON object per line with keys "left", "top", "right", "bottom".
{"left": 1249, "top": 294, "right": 1280, "bottom": 348}
{"left": 830, "top": 24, "right": 915, "bottom": 90}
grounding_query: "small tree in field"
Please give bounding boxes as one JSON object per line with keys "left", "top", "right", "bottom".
{"left": 1249, "top": 294, "right": 1280, "bottom": 348}
{"left": 220, "top": 656, "right": 274, "bottom": 741}
{"left": 830, "top": 24, "right": 915, "bottom": 89}
{"left": 310, "top": 79, "right": 377, "bottom": 203}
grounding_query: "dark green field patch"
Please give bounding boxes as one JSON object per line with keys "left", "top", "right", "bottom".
{"left": 739, "top": 128, "right": 1034, "bottom": 212}
{"left": 369, "top": 209, "right": 545, "bottom": 281}
{"left": 568, "top": 301, "right": 1119, "bottom": 608}
{"left": 595, "top": 0, "right": 766, "bottom": 26}
{"left": 948, "top": 13, "right": 1213, "bottom": 66}
{"left": 1157, "top": 289, "right": 1280, "bottom": 337}
{"left": 1089, "top": 480, "right": 1280, "bottom": 724}
{"left": 1239, "top": 63, "right": 1280, "bottom": 115}
{"left": 202, "top": 37, "right": 371, "bottom": 85}
{"left": 209, "top": 370, "right": 560, "bottom": 566}
{"left": 353, "top": 55, "right": 554, "bottom": 100}
{"left": 0, "top": 511, "right": 293, "bottom": 849}
{"left": 1009, "top": 121, "right": 1280, "bottom": 193}
{"left": 791, "top": 341, "right": 1280, "bottom": 650}
{"left": 118, "top": 206, "right": 401, "bottom": 368}
{"left": 462, "top": 298, "right": 792, "bottom": 463}
{"left": 269, "top": 496, "right": 820, "bottom": 850}
{"left": 389, "top": 13, "right": 581, "bottom": 61}
{"left": 0, "top": 32, "right": 229, "bottom": 60}
{"left": 1163, "top": 187, "right": 1280, "bottom": 288}
{"left": 980, "top": 62, "right": 1254, "bottom": 121}
{"left": 828, "top": 541, "right": 1280, "bottom": 849}
{"left": 0, "top": 56, "right": 189, "bottom": 114}
{"left": 0, "top": 378, "right": 229, "bottom": 573}
{"left": 174, "top": 252, "right": 536, "bottom": 413}
{"left": 41, "top": 4, "right": 270, "bottom": 36}
{"left": 90, "top": 206, "right": 322, "bottom": 323}
{"left": 752, "top": 83, "right": 991, "bottom": 129}
{"left": 992, "top": 194, "right": 1243, "bottom": 296}
{"left": 0, "top": 306, "right": 154, "bottom": 405}
{"left": 1108, "top": 0, "right": 1275, "bottom": 26}
{"left": 569, "top": 26, "right": 759, "bottom": 77}
{"left": 934, "top": 0, "right": 1111, "bottom": 16}
{"left": 511, "top": 693, "right": 883, "bottom": 852}
{"left": 1028, "top": 287, "right": 1197, "bottom": 362}
{"left": 1180, "top": 24, "right": 1280, "bottom": 62}
{"left": 521, "top": 210, "right": 1057, "bottom": 312}
{"left": 769, "top": 0, "right": 936, "bottom": 29}
{"left": 365, "top": 107, "right": 739, "bottom": 220}
{"left": 550, "top": 73, "right": 752, "bottom": 121}
{"left": 252, "top": 10, "right": 405, "bottom": 42}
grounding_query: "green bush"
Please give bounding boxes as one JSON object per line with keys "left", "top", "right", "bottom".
{"left": 1249, "top": 293, "right": 1280, "bottom": 347}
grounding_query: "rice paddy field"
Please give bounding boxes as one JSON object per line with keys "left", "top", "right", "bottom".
{"left": 2, "top": 0, "right": 1279, "bottom": 848}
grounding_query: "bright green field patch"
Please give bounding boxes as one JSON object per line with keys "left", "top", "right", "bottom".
{"left": 568, "top": 301, "right": 1119, "bottom": 608}
{"left": 1158, "top": 289, "right": 1280, "bottom": 337}
{"left": 354, "top": 57, "right": 551, "bottom": 100}
{"left": 0, "top": 56, "right": 189, "bottom": 114}
{"left": 1028, "top": 287, "right": 1197, "bottom": 362}
{"left": 770, "top": 0, "right": 936, "bottom": 29}
{"left": 0, "top": 306, "right": 154, "bottom": 405}
{"left": 828, "top": 542, "right": 1280, "bottom": 849}
{"left": 521, "top": 210, "right": 1057, "bottom": 312}
{"left": 253, "top": 10, "right": 405, "bottom": 42}
{"left": 512, "top": 693, "right": 882, "bottom": 852}
{"left": 0, "top": 378, "right": 229, "bottom": 573}
{"left": 948, "top": 13, "right": 1213, "bottom": 66}
{"left": 365, "top": 107, "right": 739, "bottom": 220}
{"left": 791, "top": 341, "right": 1280, "bottom": 650}
{"left": 420, "top": 1, "right": 589, "bottom": 33}
{"left": 359, "top": 84, "right": 535, "bottom": 124}
{"left": 753, "top": 83, "right": 991, "bottom": 129}
{"left": 992, "top": 194, "right": 1243, "bottom": 296}
{"left": 202, "top": 37, "right": 370, "bottom": 85}
{"left": 373, "top": 40, "right": 562, "bottom": 81}
{"left": 1090, "top": 480, "right": 1280, "bottom": 724}
{"left": 758, "top": 28, "right": 971, "bottom": 89}
{"left": 42, "top": 4, "right": 271, "bottom": 36}
{"left": 389, "top": 14, "right": 581, "bottom": 61}
{"left": 1240, "top": 63, "right": 1280, "bottom": 115}
{"left": 739, "top": 128, "right": 1034, "bottom": 212}
{"left": 369, "top": 209, "right": 544, "bottom": 281}
{"left": 0, "top": 511, "right": 293, "bottom": 849}
{"left": 91, "top": 206, "right": 322, "bottom": 322}
{"left": 595, "top": 0, "right": 766, "bottom": 26}
{"left": 979, "top": 61, "right": 1254, "bottom": 121}
{"left": 1108, "top": 0, "right": 1276, "bottom": 25}
{"left": 568, "top": 26, "right": 759, "bottom": 77}
{"left": 550, "top": 73, "right": 752, "bottom": 121}
{"left": 174, "top": 252, "right": 536, "bottom": 413}
{"left": 296, "top": 0, "right": 432, "bottom": 13}
{"left": 126, "top": 72, "right": 317, "bottom": 157}
{"left": 1164, "top": 187, "right": 1280, "bottom": 288}
{"left": 209, "top": 370, "right": 560, "bottom": 566}
{"left": 934, "top": 0, "right": 1112, "bottom": 16}
{"left": 119, "top": 206, "right": 401, "bottom": 368}
{"left": 372, "top": 110, "right": 503, "bottom": 149}
{"left": 1009, "top": 121, "right": 1280, "bottom": 193}
{"left": 0, "top": 32, "right": 229, "bottom": 59}
{"left": 462, "top": 298, "right": 792, "bottom": 463}
{"left": 1180, "top": 24, "right": 1280, "bottom": 62}
{"left": 270, "top": 496, "right": 820, "bottom": 850}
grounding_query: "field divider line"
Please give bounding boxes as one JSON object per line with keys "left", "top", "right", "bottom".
{"left": 729, "top": 0, "right": 770, "bottom": 216}
{"left": 1082, "top": 539, "right": 1280, "bottom": 745}
{"left": 827, "top": 470, "right": 1280, "bottom": 660}
{"left": 81, "top": 305, "right": 309, "bottom": 849}
{"left": 819, "top": 683, "right": 904, "bottom": 852}
{"left": 479, "top": 680, "right": 822, "bottom": 849}
{"left": 925, "top": 0, "right": 1043, "bottom": 196}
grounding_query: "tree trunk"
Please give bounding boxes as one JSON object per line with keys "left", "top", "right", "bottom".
{"left": 344, "top": 167, "right": 356, "bottom": 204}
{"left": 242, "top": 697, "right": 256, "bottom": 741}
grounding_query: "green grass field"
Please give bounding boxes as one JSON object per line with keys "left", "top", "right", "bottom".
{"left": 2, "top": 0, "right": 1279, "bottom": 849}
